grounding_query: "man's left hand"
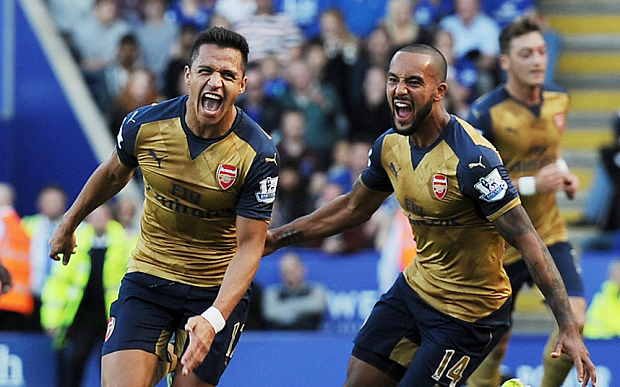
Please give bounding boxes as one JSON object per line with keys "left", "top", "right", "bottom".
{"left": 552, "top": 323, "right": 596, "bottom": 387}
{"left": 180, "top": 315, "right": 216, "bottom": 376}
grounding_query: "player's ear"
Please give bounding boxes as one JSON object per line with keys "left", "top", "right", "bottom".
{"left": 434, "top": 82, "right": 448, "bottom": 102}
{"left": 184, "top": 65, "right": 191, "bottom": 85}
{"left": 499, "top": 54, "right": 510, "bottom": 73}
{"left": 239, "top": 75, "right": 248, "bottom": 94}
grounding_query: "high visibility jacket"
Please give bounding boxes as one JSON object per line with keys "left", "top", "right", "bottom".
{"left": 21, "top": 213, "right": 60, "bottom": 295}
{"left": 584, "top": 280, "right": 620, "bottom": 339}
{"left": 0, "top": 207, "right": 34, "bottom": 315}
{"left": 41, "top": 220, "right": 130, "bottom": 348}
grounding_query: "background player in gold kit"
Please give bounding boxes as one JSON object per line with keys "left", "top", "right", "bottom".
{"left": 49, "top": 27, "right": 279, "bottom": 387}
{"left": 467, "top": 16, "right": 587, "bottom": 387}
{"left": 264, "top": 44, "right": 595, "bottom": 387}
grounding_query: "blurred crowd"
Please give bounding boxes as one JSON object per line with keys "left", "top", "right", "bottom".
{"left": 42, "top": 0, "right": 561, "bottom": 253}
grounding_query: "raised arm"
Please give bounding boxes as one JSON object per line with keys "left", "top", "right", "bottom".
{"left": 265, "top": 179, "right": 391, "bottom": 255}
{"left": 493, "top": 205, "right": 596, "bottom": 387}
{"left": 49, "top": 152, "right": 134, "bottom": 265}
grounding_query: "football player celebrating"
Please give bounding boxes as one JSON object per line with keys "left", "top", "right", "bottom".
{"left": 264, "top": 43, "right": 595, "bottom": 387}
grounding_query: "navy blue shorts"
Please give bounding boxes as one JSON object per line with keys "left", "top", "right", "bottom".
{"left": 102, "top": 272, "right": 251, "bottom": 385}
{"left": 506, "top": 241, "right": 584, "bottom": 301}
{"left": 352, "top": 274, "right": 511, "bottom": 387}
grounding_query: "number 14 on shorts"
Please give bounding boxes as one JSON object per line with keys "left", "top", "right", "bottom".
{"left": 431, "top": 349, "right": 470, "bottom": 387}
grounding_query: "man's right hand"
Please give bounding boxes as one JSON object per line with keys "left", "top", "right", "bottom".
{"left": 49, "top": 225, "right": 77, "bottom": 265}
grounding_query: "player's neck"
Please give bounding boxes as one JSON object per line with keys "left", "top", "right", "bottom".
{"left": 410, "top": 109, "right": 451, "bottom": 149}
{"left": 505, "top": 80, "right": 541, "bottom": 106}
{"left": 185, "top": 104, "right": 237, "bottom": 139}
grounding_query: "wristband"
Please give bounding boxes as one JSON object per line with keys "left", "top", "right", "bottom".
{"left": 517, "top": 176, "right": 537, "bottom": 196}
{"left": 201, "top": 306, "right": 226, "bottom": 333}
{"left": 556, "top": 158, "right": 569, "bottom": 173}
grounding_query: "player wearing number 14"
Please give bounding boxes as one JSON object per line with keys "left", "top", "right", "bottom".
{"left": 263, "top": 44, "right": 596, "bottom": 386}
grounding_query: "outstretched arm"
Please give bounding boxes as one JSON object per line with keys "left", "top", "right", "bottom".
{"left": 493, "top": 205, "right": 596, "bottom": 387}
{"left": 49, "top": 151, "right": 134, "bottom": 265}
{"left": 265, "top": 179, "right": 391, "bottom": 255}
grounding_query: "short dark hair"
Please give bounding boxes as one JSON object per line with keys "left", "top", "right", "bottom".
{"left": 188, "top": 27, "right": 250, "bottom": 74}
{"left": 499, "top": 15, "right": 543, "bottom": 55}
{"left": 397, "top": 44, "right": 447, "bottom": 82}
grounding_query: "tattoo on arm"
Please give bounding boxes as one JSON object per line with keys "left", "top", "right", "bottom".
{"left": 274, "top": 228, "right": 305, "bottom": 248}
{"left": 494, "top": 206, "right": 575, "bottom": 325}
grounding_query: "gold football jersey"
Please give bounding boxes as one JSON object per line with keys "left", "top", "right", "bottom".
{"left": 116, "top": 96, "right": 279, "bottom": 287}
{"left": 468, "top": 85, "right": 569, "bottom": 265}
{"left": 361, "top": 116, "right": 520, "bottom": 323}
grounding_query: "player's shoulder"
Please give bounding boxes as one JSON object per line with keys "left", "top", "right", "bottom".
{"left": 233, "top": 108, "right": 278, "bottom": 156}
{"left": 541, "top": 82, "right": 569, "bottom": 101}
{"left": 452, "top": 116, "right": 495, "bottom": 149}
{"left": 121, "top": 96, "right": 185, "bottom": 133}
{"left": 470, "top": 85, "right": 510, "bottom": 112}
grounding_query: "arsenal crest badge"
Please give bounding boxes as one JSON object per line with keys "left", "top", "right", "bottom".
{"left": 217, "top": 164, "right": 238, "bottom": 190}
{"left": 432, "top": 174, "right": 448, "bottom": 199}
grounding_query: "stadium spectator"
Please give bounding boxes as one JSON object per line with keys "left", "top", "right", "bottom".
{"left": 72, "top": 0, "right": 131, "bottom": 74}
{"left": 0, "top": 183, "right": 34, "bottom": 331}
{"left": 349, "top": 65, "right": 393, "bottom": 142}
{"left": 433, "top": 28, "right": 478, "bottom": 117}
{"left": 22, "top": 185, "right": 67, "bottom": 331}
{"left": 466, "top": 16, "right": 586, "bottom": 387}
{"left": 337, "top": 0, "right": 387, "bottom": 39}
{"left": 214, "top": 0, "right": 257, "bottom": 25}
{"left": 108, "top": 67, "right": 163, "bottom": 137}
{"left": 98, "top": 33, "right": 144, "bottom": 116}
{"left": 162, "top": 25, "right": 198, "bottom": 99}
{"left": 165, "top": 0, "right": 214, "bottom": 31}
{"left": 382, "top": 0, "right": 432, "bottom": 51}
{"left": 264, "top": 43, "right": 596, "bottom": 387}
{"left": 482, "top": 0, "right": 535, "bottom": 30}
{"left": 316, "top": 8, "right": 360, "bottom": 114}
{"left": 262, "top": 253, "right": 326, "bottom": 330}
{"left": 273, "top": 0, "right": 334, "bottom": 40}
{"left": 413, "top": 0, "right": 454, "bottom": 30}
{"left": 439, "top": 0, "right": 501, "bottom": 97}
{"left": 584, "top": 260, "right": 620, "bottom": 339}
{"left": 278, "top": 58, "right": 348, "bottom": 157}
{"left": 349, "top": 25, "right": 393, "bottom": 107}
{"left": 276, "top": 108, "right": 327, "bottom": 177}
{"left": 46, "top": 0, "right": 94, "bottom": 55}
{"left": 271, "top": 159, "right": 316, "bottom": 229}
{"left": 111, "top": 195, "right": 141, "bottom": 241}
{"left": 135, "top": 0, "right": 180, "bottom": 87}
{"left": 233, "top": 0, "right": 304, "bottom": 68}
{"left": 236, "top": 62, "right": 284, "bottom": 135}
{"left": 41, "top": 203, "right": 130, "bottom": 387}
{"left": 116, "top": 0, "right": 144, "bottom": 24}
{"left": 320, "top": 139, "right": 377, "bottom": 254}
